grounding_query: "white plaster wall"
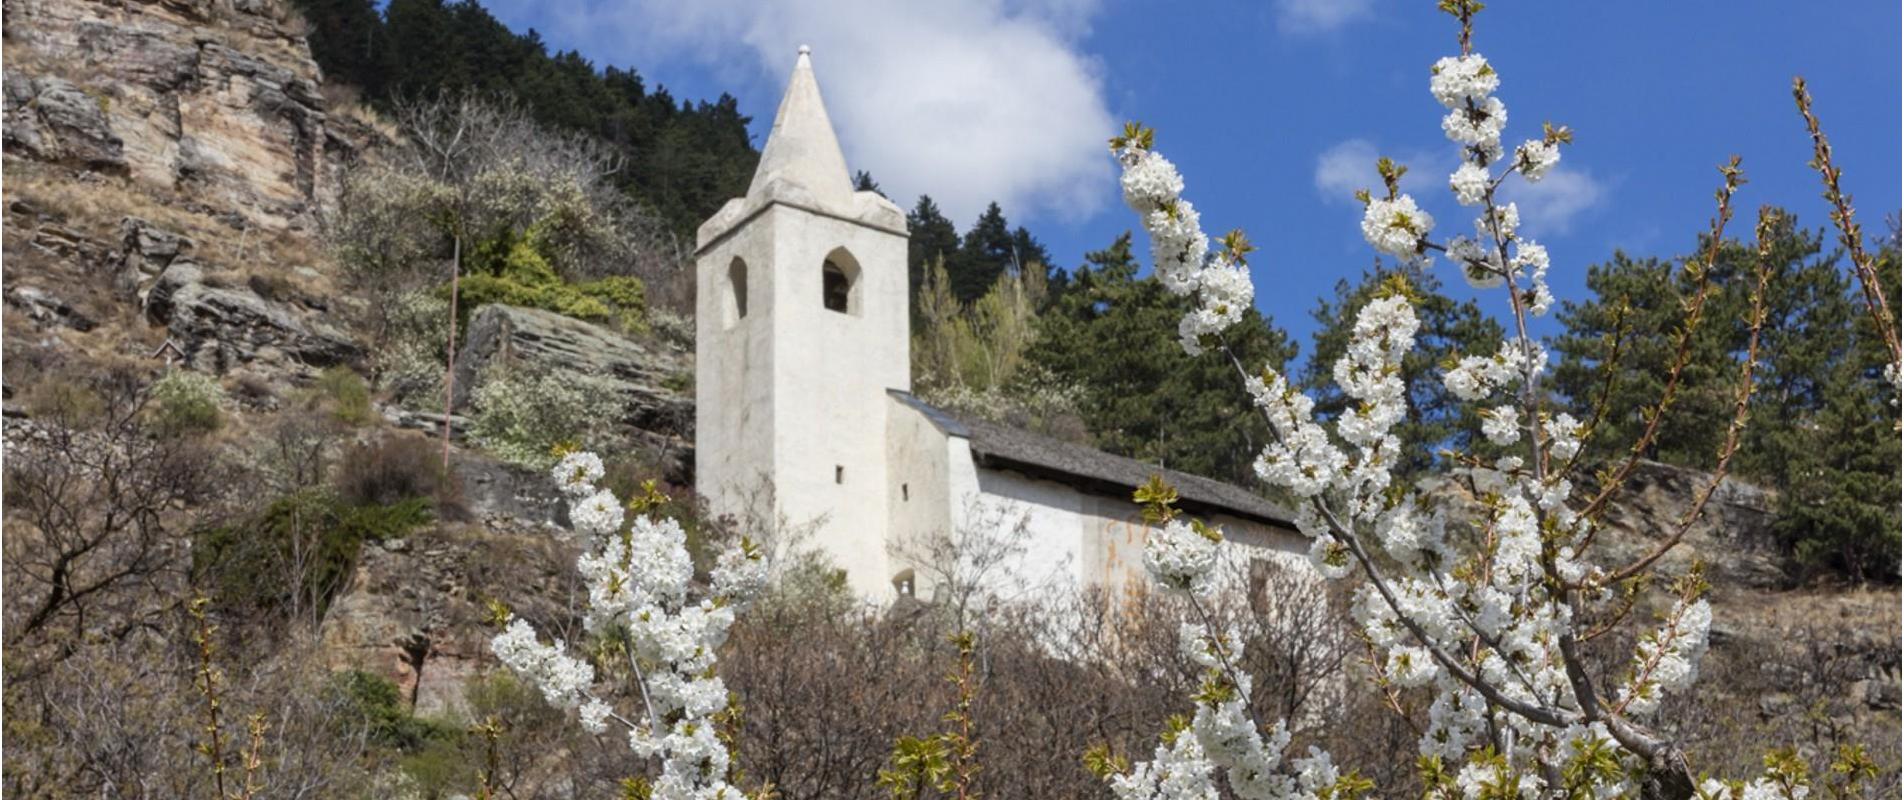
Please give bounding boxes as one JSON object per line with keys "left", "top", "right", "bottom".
{"left": 966, "top": 466, "right": 1313, "bottom": 602}
{"left": 885, "top": 397, "right": 956, "bottom": 595}
{"left": 695, "top": 196, "right": 911, "bottom": 601}
{"left": 767, "top": 201, "right": 910, "bottom": 599}
{"left": 695, "top": 208, "right": 778, "bottom": 522}
{"left": 969, "top": 469, "right": 1087, "bottom": 598}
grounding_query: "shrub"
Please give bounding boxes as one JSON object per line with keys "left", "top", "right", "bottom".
{"left": 450, "top": 227, "right": 646, "bottom": 332}
{"left": 194, "top": 491, "right": 433, "bottom": 621}
{"left": 20, "top": 375, "right": 105, "bottom": 427}
{"left": 147, "top": 369, "right": 223, "bottom": 436}
{"left": 335, "top": 436, "right": 448, "bottom": 508}
{"left": 328, "top": 670, "right": 458, "bottom": 752}
{"left": 312, "top": 366, "right": 374, "bottom": 426}
{"left": 379, "top": 291, "right": 450, "bottom": 411}
{"left": 467, "top": 364, "right": 617, "bottom": 468}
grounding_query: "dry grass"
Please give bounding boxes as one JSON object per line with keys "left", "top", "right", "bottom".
{"left": 5, "top": 162, "right": 206, "bottom": 242}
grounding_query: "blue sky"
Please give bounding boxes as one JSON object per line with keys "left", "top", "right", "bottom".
{"left": 482, "top": 0, "right": 1900, "bottom": 356}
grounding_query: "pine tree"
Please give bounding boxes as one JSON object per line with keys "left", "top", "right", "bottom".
{"left": 1764, "top": 227, "right": 1901, "bottom": 581}
{"left": 295, "top": 0, "right": 390, "bottom": 96}
{"left": 907, "top": 196, "right": 960, "bottom": 320}
{"left": 1029, "top": 233, "right": 1297, "bottom": 485}
{"left": 1551, "top": 250, "right": 1742, "bottom": 466}
{"left": 949, "top": 203, "right": 1017, "bottom": 305}
{"left": 1554, "top": 210, "right": 1902, "bottom": 582}
{"left": 291, "top": 0, "right": 758, "bottom": 241}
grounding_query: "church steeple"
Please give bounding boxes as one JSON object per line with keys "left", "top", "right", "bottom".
{"left": 747, "top": 46, "right": 854, "bottom": 211}
{"left": 694, "top": 43, "right": 912, "bottom": 600}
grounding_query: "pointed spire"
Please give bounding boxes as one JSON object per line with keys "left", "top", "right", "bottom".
{"left": 748, "top": 45, "right": 854, "bottom": 209}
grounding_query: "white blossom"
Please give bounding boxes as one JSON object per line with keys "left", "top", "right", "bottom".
{"left": 1545, "top": 413, "right": 1584, "bottom": 461}
{"left": 1450, "top": 162, "right": 1491, "bottom": 206}
{"left": 1515, "top": 139, "right": 1561, "bottom": 181}
{"left": 1429, "top": 54, "right": 1500, "bottom": 108}
{"left": 1145, "top": 519, "right": 1222, "bottom": 595}
{"left": 1447, "top": 235, "right": 1504, "bottom": 290}
{"left": 490, "top": 450, "right": 765, "bottom": 800}
{"left": 551, "top": 451, "right": 606, "bottom": 496}
{"left": 1481, "top": 405, "right": 1521, "bottom": 446}
{"left": 1442, "top": 97, "right": 1508, "bottom": 152}
{"left": 1619, "top": 597, "right": 1713, "bottom": 716}
{"left": 1361, "top": 195, "right": 1434, "bottom": 261}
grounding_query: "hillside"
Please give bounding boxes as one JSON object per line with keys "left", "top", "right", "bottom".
{"left": 0, "top": 0, "right": 1897, "bottom": 796}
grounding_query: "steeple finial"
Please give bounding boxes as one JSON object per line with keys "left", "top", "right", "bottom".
{"left": 747, "top": 44, "right": 853, "bottom": 208}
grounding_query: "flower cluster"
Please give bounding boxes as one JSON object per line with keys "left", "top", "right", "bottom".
{"left": 1114, "top": 136, "right": 1254, "bottom": 356}
{"left": 1104, "top": 598, "right": 1358, "bottom": 800}
{"left": 1143, "top": 518, "right": 1223, "bottom": 595}
{"left": 489, "top": 450, "right": 767, "bottom": 799}
{"left": 1617, "top": 594, "right": 1713, "bottom": 717}
{"left": 1360, "top": 196, "right": 1435, "bottom": 263}
{"left": 1101, "top": 4, "right": 1755, "bottom": 793}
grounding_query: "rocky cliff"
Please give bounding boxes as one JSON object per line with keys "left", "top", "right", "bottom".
{"left": 4, "top": 0, "right": 356, "bottom": 233}
{"left": 0, "top": 0, "right": 688, "bottom": 720}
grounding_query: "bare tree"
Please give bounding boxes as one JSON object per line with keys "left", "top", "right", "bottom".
{"left": 3, "top": 366, "right": 219, "bottom": 656}
{"left": 888, "top": 497, "right": 1051, "bottom": 630}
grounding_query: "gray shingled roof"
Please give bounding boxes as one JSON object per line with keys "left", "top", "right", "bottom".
{"left": 889, "top": 391, "right": 1295, "bottom": 527}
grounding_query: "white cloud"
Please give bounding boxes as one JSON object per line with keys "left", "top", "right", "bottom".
{"left": 1274, "top": 0, "right": 1374, "bottom": 34}
{"left": 497, "top": 0, "right": 1115, "bottom": 225}
{"left": 1500, "top": 166, "right": 1606, "bottom": 235}
{"left": 1313, "top": 139, "right": 1439, "bottom": 204}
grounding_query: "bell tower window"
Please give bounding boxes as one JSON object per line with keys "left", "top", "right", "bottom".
{"left": 823, "top": 262, "right": 849, "bottom": 312}
{"left": 821, "top": 247, "right": 861, "bottom": 315}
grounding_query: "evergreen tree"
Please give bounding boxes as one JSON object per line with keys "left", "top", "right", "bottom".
{"left": 1764, "top": 228, "right": 1901, "bottom": 581}
{"left": 907, "top": 196, "right": 960, "bottom": 318}
{"left": 1029, "top": 233, "right": 1297, "bottom": 485}
{"left": 853, "top": 170, "right": 885, "bottom": 197}
{"left": 289, "top": 0, "right": 759, "bottom": 241}
{"left": 949, "top": 203, "right": 1017, "bottom": 305}
{"left": 1300, "top": 262, "right": 1504, "bottom": 476}
{"left": 1554, "top": 210, "right": 1901, "bottom": 582}
{"left": 295, "top": 0, "right": 391, "bottom": 96}
{"left": 1551, "top": 250, "right": 1744, "bottom": 467}
{"left": 1011, "top": 226, "right": 1052, "bottom": 283}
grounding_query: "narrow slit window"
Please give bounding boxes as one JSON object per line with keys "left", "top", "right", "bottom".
{"left": 728, "top": 257, "right": 748, "bottom": 321}
{"left": 901, "top": 483, "right": 910, "bottom": 501}
{"left": 835, "top": 465, "right": 845, "bottom": 484}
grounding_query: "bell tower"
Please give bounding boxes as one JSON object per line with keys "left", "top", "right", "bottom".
{"left": 694, "top": 46, "right": 911, "bottom": 597}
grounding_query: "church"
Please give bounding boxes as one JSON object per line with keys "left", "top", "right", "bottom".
{"left": 693, "top": 47, "right": 1309, "bottom": 602}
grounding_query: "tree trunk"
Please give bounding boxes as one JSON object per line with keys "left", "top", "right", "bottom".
{"left": 442, "top": 235, "right": 461, "bottom": 473}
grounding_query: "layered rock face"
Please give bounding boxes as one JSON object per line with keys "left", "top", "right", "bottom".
{"left": 452, "top": 304, "right": 694, "bottom": 438}
{"left": 3, "top": 0, "right": 350, "bottom": 233}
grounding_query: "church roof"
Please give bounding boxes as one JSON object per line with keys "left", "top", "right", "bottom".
{"left": 889, "top": 391, "right": 1297, "bottom": 529}
{"left": 696, "top": 46, "right": 904, "bottom": 251}
{"left": 748, "top": 46, "right": 855, "bottom": 211}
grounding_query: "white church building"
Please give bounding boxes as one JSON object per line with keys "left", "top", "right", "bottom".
{"left": 694, "top": 48, "right": 1308, "bottom": 602}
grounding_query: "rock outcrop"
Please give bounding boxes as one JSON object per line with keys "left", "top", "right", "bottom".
{"left": 5, "top": 285, "right": 97, "bottom": 332}
{"left": 4, "top": 74, "right": 126, "bottom": 170}
{"left": 451, "top": 303, "right": 693, "bottom": 438}
{"left": 3, "top": 0, "right": 353, "bottom": 231}
{"left": 143, "top": 260, "right": 358, "bottom": 372}
{"left": 1422, "top": 459, "right": 1784, "bottom": 592}
{"left": 318, "top": 448, "right": 580, "bottom": 717}
{"left": 1589, "top": 460, "right": 1784, "bottom": 591}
